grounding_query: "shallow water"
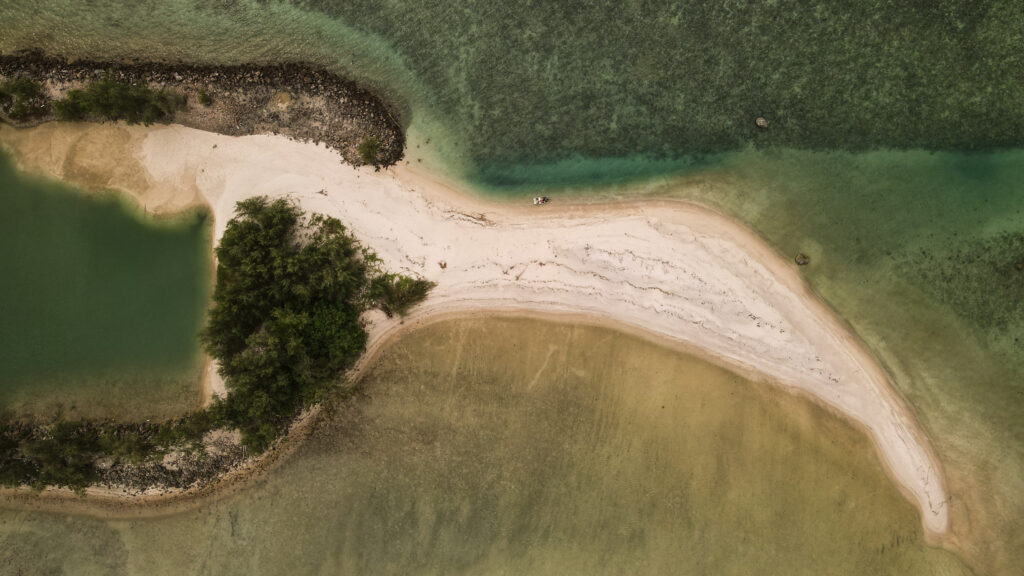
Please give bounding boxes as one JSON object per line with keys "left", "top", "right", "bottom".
{"left": 0, "top": 151, "right": 211, "bottom": 419}
{"left": 0, "top": 318, "right": 971, "bottom": 575}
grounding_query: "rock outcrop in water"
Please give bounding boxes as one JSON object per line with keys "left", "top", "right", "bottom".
{"left": 0, "top": 50, "right": 404, "bottom": 167}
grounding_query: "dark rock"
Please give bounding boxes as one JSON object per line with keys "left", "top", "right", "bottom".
{"left": 795, "top": 252, "right": 810, "bottom": 266}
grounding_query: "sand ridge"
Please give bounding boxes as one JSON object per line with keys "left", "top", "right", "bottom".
{"left": 0, "top": 123, "right": 949, "bottom": 537}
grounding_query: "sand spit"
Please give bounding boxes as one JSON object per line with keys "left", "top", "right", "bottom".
{"left": 0, "top": 123, "right": 948, "bottom": 537}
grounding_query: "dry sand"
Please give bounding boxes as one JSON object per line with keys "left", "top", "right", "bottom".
{"left": 0, "top": 123, "right": 949, "bottom": 537}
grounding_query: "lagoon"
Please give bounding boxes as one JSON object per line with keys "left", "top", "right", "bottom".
{"left": 0, "top": 151, "right": 210, "bottom": 419}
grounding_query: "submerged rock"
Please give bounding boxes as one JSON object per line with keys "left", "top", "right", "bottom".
{"left": 795, "top": 252, "right": 810, "bottom": 266}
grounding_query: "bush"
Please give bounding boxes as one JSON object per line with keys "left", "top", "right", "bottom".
{"left": 18, "top": 421, "right": 101, "bottom": 491}
{"left": 198, "top": 88, "right": 213, "bottom": 106}
{"left": 1, "top": 77, "right": 43, "bottom": 101}
{"left": 357, "top": 136, "right": 380, "bottom": 164}
{"left": 0, "top": 77, "right": 47, "bottom": 120}
{"left": 51, "top": 72, "right": 184, "bottom": 125}
{"left": 202, "top": 197, "right": 376, "bottom": 450}
{"left": 368, "top": 273, "right": 435, "bottom": 318}
{"left": 52, "top": 89, "right": 90, "bottom": 121}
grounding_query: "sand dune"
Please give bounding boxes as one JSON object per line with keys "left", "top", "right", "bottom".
{"left": 0, "top": 123, "right": 949, "bottom": 537}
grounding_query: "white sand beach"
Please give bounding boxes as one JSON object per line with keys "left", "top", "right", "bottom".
{"left": 0, "top": 123, "right": 949, "bottom": 537}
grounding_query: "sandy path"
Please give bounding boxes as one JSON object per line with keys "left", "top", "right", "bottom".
{"left": 0, "top": 123, "right": 948, "bottom": 537}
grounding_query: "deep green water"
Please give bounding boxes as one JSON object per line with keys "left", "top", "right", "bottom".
{"left": 1, "top": 0, "right": 1023, "bottom": 572}
{"left": 0, "top": 319, "right": 973, "bottom": 575}
{"left": 0, "top": 151, "right": 211, "bottom": 419}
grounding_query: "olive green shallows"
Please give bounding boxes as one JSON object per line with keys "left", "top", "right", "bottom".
{"left": 0, "top": 151, "right": 211, "bottom": 419}
{"left": 0, "top": 318, "right": 972, "bottom": 575}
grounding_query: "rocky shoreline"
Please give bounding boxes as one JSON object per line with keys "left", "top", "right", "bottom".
{"left": 0, "top": 50, "right": 404, "bottom": 167}
{"left": 0, "top": 417, "right": 245, "bottom": 497}
{"left": 0, "top": 405, "right": 325, "bottom": 511}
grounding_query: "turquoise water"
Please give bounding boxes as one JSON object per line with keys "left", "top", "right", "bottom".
{"left": 0, "top": 151, "right": 211, "bottom": 419}
{"left": 1, "top": 1, "right": 1023, "bottom": 572}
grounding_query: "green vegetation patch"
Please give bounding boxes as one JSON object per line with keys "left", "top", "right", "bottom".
{"left": 52, "top": 72, "right": 184, "bottom": 125}
{"left": 0, "top": 77, "right": 48, "bottom": 120}
{"left": 203, "top": 197, "right": 395, "bottom": 450}
{"left": 357, "top": 135, "right": 380, "bottom": 165}
{"left": 368, "top": 272, "right": 435, "bottom": 318}
{"left": 0, "top": 197, "right": 433, "bottom": 490}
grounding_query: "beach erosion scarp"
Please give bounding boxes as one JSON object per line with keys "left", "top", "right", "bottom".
{"left": 0, "top": 122, "right": 949, "bottom": 538}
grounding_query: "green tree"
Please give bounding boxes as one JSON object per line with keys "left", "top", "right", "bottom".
{"left": 19, "top": 421, "right": 100, "bottom": 491}
{"left": 357, "top": 136, "right": 380, "bottom": 164}
{"left": 201, "top": 197, "right": 400, "bottom": 450}
{"left": 0, "top": 77, "right": 47, "bottom": 120}
{"left": 51, "top": 72, "right": 184, "bottom": 125}
{"left": 368, "top": 272, "right": 436, "bottom": 318}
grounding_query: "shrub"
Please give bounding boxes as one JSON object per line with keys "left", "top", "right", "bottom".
{"left": 18, "top": 421, "right": 101, "bottom": 491}
{"left": 198, "top": 88, "right": 213, "bottom": 106}
{"left": 51, "top": 72, "right": 184, "bottom": 125}
{"left": 0, "top": 77, "right": 47, "bottom": 120}
{"left": 367, "top": 273, "right": 435, "bottom": 318}
{"left": 1, "top": 77, "right": 43, "bottom": 101}
{"left": 202, "top": 197, "right": 376, "bottom": 450}
{"left": 357, "top": 136, "right": 380, "bottom": 164}
{"left": 52, "top": 89, "right": 90, "bottom": 120}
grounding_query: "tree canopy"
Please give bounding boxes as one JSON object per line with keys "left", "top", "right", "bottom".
{"left": 203, "top": 197, "right": 388, "bottom": 449}
{"left": 0, "top": 77, "right": 47, "bottom": 120}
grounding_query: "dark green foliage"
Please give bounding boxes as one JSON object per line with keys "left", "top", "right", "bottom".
{"left": 357, "top": 136, "right": 380, "bottom": 164}
{"left": 0, "top": 423, "right": 32, "bottom": 487}
{"left": 154, "top": 410, "right": 217, "bottom": 450}
{"left": 17, "top": 421, "right": 101, "bottom": 491}
{"left": 52, "top": 72, "right": 184, "bottom": 125}
{"left": 51, "top": 90, "right": 90, "bottom": 121}
{"left": 198, "top": 88, "right": 213, "bottom": 106}
{"left": 201, "top": 197, "right": 415, "bottom": 450}
{"left": 0, "top": 77, "right": 47, "bottom": 120}
{"left": 368, "top": 273, "right": 436, "bottom": 318}
{"left": 0, "top": 197, "right": 433, "bottom": 489}
{"left": 98, "top": 426, "right": 157, "bottom": 465}
{"left": 0, "top": 77, "right": 43, "bottom": 101}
